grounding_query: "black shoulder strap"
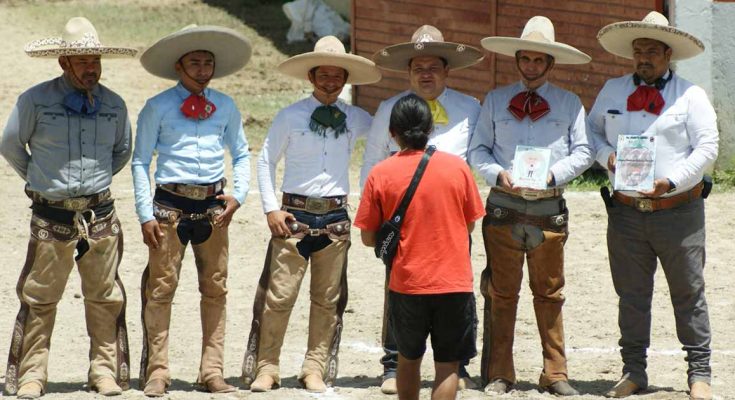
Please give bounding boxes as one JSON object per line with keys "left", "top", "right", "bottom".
{"left": 389, "top": 145, "right": 436, "bottom": 227}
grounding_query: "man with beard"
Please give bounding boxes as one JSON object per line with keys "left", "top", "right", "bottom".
{"left": 241, "top": 36, "right": 380, "bottom": 393}
{"left": 362, "top": 25, "right": 484, "bottom": 393}
{"left": 0, "top": 17, "right": 136, "bottom": 399}
{"left": 468, "top": 16, "right": 593, "bottom": 396}
{"left": 132, "top": 25, "right": 251, "bottom": 396}
{"left": 590, "top": 11, "right": 718, "bottom": 400}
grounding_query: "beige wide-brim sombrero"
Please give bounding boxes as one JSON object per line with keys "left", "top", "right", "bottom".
{"left": 597, "top": 11, "right": 704, "bottom": 61}
{"left": 373, "top": 25, "right": 484, "bottom": 72}
{"left": 278, "top": 35, "right": 381, "bottom": 85}
{"left": 25, "top": 16, "right": 137, "bottom": 58}
{"left": 481, "top": 16, "right": 590, "bottom": 64}
{"left": 140, "top": 25, "right": 251, "bottom": 80}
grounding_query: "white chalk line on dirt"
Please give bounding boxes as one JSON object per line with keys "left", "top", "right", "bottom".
{"left": 341, "top": 341, "right": 735, "bottom": 357}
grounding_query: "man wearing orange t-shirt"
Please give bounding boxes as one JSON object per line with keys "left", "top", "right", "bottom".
{"left": 355, "top": 95, "right": 485, "bottom": 399}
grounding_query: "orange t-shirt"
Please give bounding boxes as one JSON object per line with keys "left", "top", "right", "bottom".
{"left": 354, "top": 149, "right": 486, "bottom": 295}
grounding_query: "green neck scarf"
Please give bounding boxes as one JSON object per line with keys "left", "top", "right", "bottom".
{"left": 310, "top": 104, "right": 347, "bottom": 138}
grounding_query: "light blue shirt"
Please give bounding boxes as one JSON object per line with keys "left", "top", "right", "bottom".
{"left": 0, "top": 75, "right": 132, "bottom": 200}
{"left": 132, "top": 83, "right": 250, "bottom": 223}
{"left": 468, "top": 81, "right": 593, "bottom": 187}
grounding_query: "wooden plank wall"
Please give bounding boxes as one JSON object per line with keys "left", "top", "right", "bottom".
{"left": 352, "top": 0, "right": 662, "bottom": 113}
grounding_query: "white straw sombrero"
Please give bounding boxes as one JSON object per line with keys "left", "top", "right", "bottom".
{"left": 597, "top": 11, "right": 704, "bottom": 61}
{"left": 140, "top": 25, "right": 252, "bottom": 80}
{"left": 481, "top": 16, "right": 590, "bottom": 64}
{"left": 278, "top": 35, "right": 381, "bottom": 85}
{"left": 25, "top": 17, "right": 137, "bottom": 58}
{"left": 373, "top": 25, "right": 484, "bottom": 72}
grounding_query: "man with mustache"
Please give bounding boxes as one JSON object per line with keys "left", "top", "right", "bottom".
{"left": 241, "top": 36, "right": 380, "bottom": 393}
{"left": 132, "top": 25, "right": 252, "bottom": 396}
{"left": 589, "top": 12, "right": 718, "bottom": 400}
{"left": 362, "top": 25, "right": 485, "bottom": 393}
{"left": 468, "top": 16, "right": 593, "bottom": 396}
{"left": 0, "top": 17, "right": 136, "bottom": 399}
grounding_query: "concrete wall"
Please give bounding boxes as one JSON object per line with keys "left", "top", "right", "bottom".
{"left": 674, "top": 0, "right": 735, "bottom": 169}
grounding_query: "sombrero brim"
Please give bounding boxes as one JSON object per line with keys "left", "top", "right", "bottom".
{"left": 372, "top": 42, "right": 484, "bottom": 72}
{"left": 25, "top": 38, "right": 137, "bottom": 58}
{"left": 278, "top": 52, "right": 381, "bottom": 85}
{"left": 480, "top": 37, "right": 591, "bottom": 64}
{"left": 140, "top": 26, "right": 251, "bottom": 80}
{"left": 597, "top": 22, "right": 704, "bottom": 61}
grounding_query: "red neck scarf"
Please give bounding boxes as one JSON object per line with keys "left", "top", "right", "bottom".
{"left": 181, "top": 94, "right": 217, "bottom": 120}
{"left": 508, "top": 91, "right": 550, "bottom": 121}
{"left": 627, "top": 86, "right": 664, "bottom": 115}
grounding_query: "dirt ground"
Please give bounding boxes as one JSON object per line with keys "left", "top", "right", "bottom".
{"left": 0, "top": 3, "right": 733, "bottom": 400}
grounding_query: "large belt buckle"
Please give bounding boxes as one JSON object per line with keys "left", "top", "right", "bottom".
{"left": 180, "top": 184, "right": 208, "bottom": 200}
{"left": 518, "top": 188, "right": 542, "bottom": 201}
{"left": 636, "top": 198, "right": 654, "bottom": 212}
{"left": 308, "top": 228, "right": 321, "bottom": 236}
{"left": 63, "top": 197, "right": 90, "bottom": 211}
{"left": 305, "top": 197, "right": 330, "bottom": 214}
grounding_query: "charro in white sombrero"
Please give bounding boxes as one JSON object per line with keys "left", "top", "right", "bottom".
{"left": 140, "top": 25, "right": 252, "bottom": 80}
{"left": 25, "top": 17, "right": 137, "bottom": 58}
{"left": 373, "top": 25, "right": 484, "bottom": 72}
{"left": 481, "top": 16, "right": 590, "bottom": 64}
{"left": 278, "top": 35, "right": 381, "bottom": 84}
{"left": 597, "top": 11, "right": 704, "bottom": 61}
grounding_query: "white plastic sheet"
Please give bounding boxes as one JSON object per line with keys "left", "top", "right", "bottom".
{"left": 283, "top": 0, "right": 350, "bottom": 43}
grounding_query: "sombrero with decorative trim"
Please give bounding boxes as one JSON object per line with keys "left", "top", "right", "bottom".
{"left": 278, "top": 35, "right": 381, "bottom": 84}
{"left": 481, "top": 16, "right": 590, "bottom": 64}
{"left": 25, "top": 17, "right": 137, "bottom": 58}
{"left": 373, "top": 25, "right": 484, "bottom": 72}
{"left": 597, "top": 11, "right": 704, "bottom": 61}
{"left": 140, "top": 24, "right": 252, "bottom": 80}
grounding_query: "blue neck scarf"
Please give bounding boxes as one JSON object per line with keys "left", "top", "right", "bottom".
{"left": 63, "top": 91, "right": 101, "bottom": 116}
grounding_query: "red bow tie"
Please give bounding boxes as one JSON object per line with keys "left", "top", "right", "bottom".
{"left": 627, "top": 86, "right": 664, "bottom": 115}
{"left": 181, "top": 94, "right": 217, "bottom": 120}
{"left": 508, "top": 91, "right": 550, "bottom": 121}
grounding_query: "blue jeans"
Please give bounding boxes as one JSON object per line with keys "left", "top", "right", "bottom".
{"left": 289, "top": 208, "right": 349, "bottom": 260}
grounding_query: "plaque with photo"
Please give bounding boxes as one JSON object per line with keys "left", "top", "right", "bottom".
{"left": 511, "top": 145, "right": 551, "bottom": 190}
{"left": 614, "top": 135, "right": 656, "bottom": 191}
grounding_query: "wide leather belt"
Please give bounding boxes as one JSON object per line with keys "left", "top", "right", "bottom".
{"left": 613, "top": 182, "right": 703, "bottom": 212}
{"left": 282, "top": 193, "right": 347, "bottom": 214}
{"left": 158, "top": 178, "right": 226, "bottom": 200}
{"left": 287, "top": 220, "right": 350, "bottom": 240}
{"left": 492, "top": 186, "right": 564, "bottom": 201}
{"left": 25, "top": 187, "right": 112, "bottom": 212}
{"left": 486, "top": 204, "right": 568, "bottom": 232}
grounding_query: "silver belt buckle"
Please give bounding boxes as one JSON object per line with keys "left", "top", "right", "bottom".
{"left": 551, "top": 214, "right": 566, "bottom": 226}
{"left": 636, "top": 198, "right": 654, "bottom": 212}
{"left": 308, "top": 228, "right": 321, "bottom": 236}
{"left": 63, "top": 197, "right": 90, "bottom": 211}
{"left": 180, "top": 185, "right": 207, "bottom": 200}
{"left": 305, "top": 197, "right": 330, "bottom": 214}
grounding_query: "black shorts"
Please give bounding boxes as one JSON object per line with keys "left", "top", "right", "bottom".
{"left": 388, "top": 291, "right": 477, "bottom": 362}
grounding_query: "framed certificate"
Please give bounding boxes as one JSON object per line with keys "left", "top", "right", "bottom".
{"left": 614, "top": 135, "right": 656, "bottom": 191}
{"left": 512, "top": 145, "right": 551, "bottom": 190}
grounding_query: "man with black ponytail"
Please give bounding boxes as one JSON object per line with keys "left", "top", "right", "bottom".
{"left": 363, "top": 25, "right": 485, "bottom": 393}
{"left": 469, "top": 16, "right": 593, "bottom": 396}
{"left": 356, "top": 94, "right": 485, "bottom": 400}
{"left": 591, "top": 12, "right": 718, "bottom": 400}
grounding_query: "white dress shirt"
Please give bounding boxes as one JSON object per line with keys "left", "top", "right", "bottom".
{"left": 359, "top": 88, "right": 480, "bottom": 188}
{"left": 588, "top": 72, "right": 718, "bottom": 196}
{"left": 468, "top": 81, "right": 593, "bottom": 187}
{"left": 257, "top": 95, "right": 372, "bottom": 213}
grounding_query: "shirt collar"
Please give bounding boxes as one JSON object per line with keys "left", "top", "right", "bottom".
{"left": 60, "top": 74, "right": 101, "bottom": 97}
{"left": 409, "top": 87, "right": 448, "bottom": 102}
{"left": 308, "top": 94, "right": 342, "bottom": 109}
{"left": 520, "top": 80, "right": 549, "bottom": 94}
{"left": 175, "top": 81, "right": 210, "bottom": 99}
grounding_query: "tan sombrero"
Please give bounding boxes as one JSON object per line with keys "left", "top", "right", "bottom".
{"left": 25, "top": 17, "right": 137, "bottom": 58}
{"left": 278, "top": 35, "right": 381, "bottom": 85}
{"left": 140, "top": 25, "right": 252, "bottom": 80}
{"left": 597, "top": 11, "right": 704, "bottom": 61}
{"left": 373, "top": 25, "right": 484, "bottom": 72}
{"left": 481, "top": 16, "right": 590, "bottom": 64}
